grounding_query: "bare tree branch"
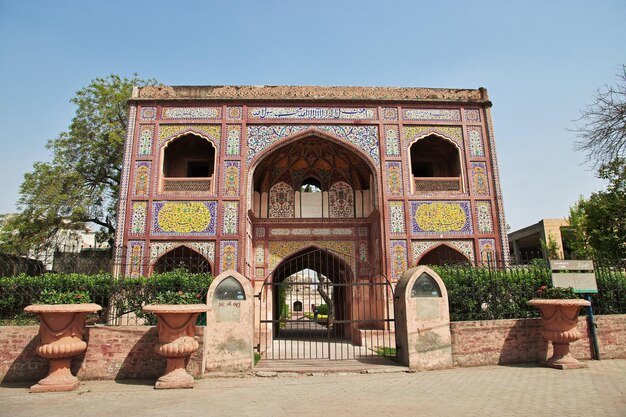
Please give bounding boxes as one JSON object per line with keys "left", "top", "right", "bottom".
{"left": 573, "top": 65, "right": 626, "bottom": 168}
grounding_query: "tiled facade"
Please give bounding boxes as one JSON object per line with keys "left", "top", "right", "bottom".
{"left": 115, "top": 85, "right": 508, "bottom": 279}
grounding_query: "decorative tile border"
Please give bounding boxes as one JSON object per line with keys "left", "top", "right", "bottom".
{"left": 410, "top": 201, "right": 473, "bottom": 235}
{"left": 226, "top": 106, "right": 243, "bottom": 121}
{"left": 479, "top": 238, "right": 496, "bottom": 261}
{"left": 126, "top": 240, "right": 145, "bottom": 277}
{"left": 389, "top": 201, "right": 406, "bottom": 235}
{"left": 470, "top": 162, "right": 490, "bottom": 196}
{"left": 151, "top": 201, "right": 217, "bottom": 236}
{"left": 223, "top": 161, "right": 241, "bottom": 197}
{"left": 255, "top": 245, "right": 264, "bottom": 264}
{"left": 220, "top": 240, "right": 238, "bottom": 273}
{"left": 114, "top": 105, "right": 137, "bottom": 265}
{"left": 403, "top": 109, "right": 461, "bottom": 122}
{"left": 384, "top": 125, "right": 400, "bottom": 157}
{"left": 162, "top": 107, "right": 221, "bottom": 120}
{"left": 268, "top": 240, "right": 355, "bottom": 272}
{"left": 467, "top": 126, "right": 485, "bottom": 157}
{"left": 464, "top": 109, "right": 481, "bottom": 123}
{"left": 411, "top": 239, "right": 475, "bottom": 264}
{"left": 403, "top": 125, "right": 463, "bottom": 149}
{"left": 138, "top": 125, "right": 154, "bottom": 157}
{"left": 475, "top": 201, "right": 493, "bottom": 233}
{"left": 226, "top": 125, "right": 241, "bottom": 157}
{"left": 390, "top": 240, "right": 408, "bottom": 279}
{"left": 158, "top": 124, "right": 221, "bottom": 148}
{"left": 247, "top": 125, "right": 380, "bottom": 165}
{"left": 133, "top": 162, "right": 151, "bottom": 197}
{"left": 381, "top": 107, "right": 398, "bottom": 121}
{"left": 140, "top": 107, "right": 156, "bottom": 121}
{"left": 268, "top": 228, "right": 353, "bottom": 237}
{"left": 129, "top": 201, "right": 147, "bottom": 235}
{"left": 149, "top": 241, "right": 215, "bottom": 266}
{"left": 385, "top": 161, "right": 404, "bottom": 196}
{"left": 248, "top": 107, "right": 376, "bottom": 120}
{"left": 222, "top": 201, "right": 239, "bottom": 235}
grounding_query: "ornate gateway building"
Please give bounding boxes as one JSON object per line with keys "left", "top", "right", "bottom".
{"left": 115, "top": 85, "right": 509, "bottom": 360}
{"left": 115, "top": 85, "right": 508, "bottom": 280}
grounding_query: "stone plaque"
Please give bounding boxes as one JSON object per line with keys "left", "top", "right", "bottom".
{"left": 416, "top": 299, "right": 439, "bottom": 320}
{"left": 213, "top": 277, "right": 246, "bottom": 322}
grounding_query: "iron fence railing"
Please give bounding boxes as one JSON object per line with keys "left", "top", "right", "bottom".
{"left": 0, "top": 251, "right": 624, "bottom": 325}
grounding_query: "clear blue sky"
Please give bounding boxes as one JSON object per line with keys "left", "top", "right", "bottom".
{"left": 0, "top": 0, "right": 624, "bottom": 231}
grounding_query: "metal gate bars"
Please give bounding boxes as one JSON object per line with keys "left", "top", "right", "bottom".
{"left": 256, "top": 248, "right": 396, "bottom": 360}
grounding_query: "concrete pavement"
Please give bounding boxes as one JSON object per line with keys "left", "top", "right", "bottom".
{"left": 1, "top": 360, "right": 625, "bottom": 417}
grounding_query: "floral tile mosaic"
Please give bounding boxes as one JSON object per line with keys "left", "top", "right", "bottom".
{"left": 151, "top": 201, "right": 217, "bottom": 236}
{"left": 247, "top": 125, "right": 380, "bottom": 165}
{"left": 410, "top": 201, "right": 472, "bottom": 235}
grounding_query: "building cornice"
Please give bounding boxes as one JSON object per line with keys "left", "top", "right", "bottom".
{"left": 132, "top": 85, "right": 491, "bottom": 105}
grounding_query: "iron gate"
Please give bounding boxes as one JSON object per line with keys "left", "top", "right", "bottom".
{"left": 256, "top": 248, "right": 396, "bottom": 360}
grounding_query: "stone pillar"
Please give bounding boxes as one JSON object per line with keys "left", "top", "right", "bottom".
{"left": 395, "top": 266, "right": 452, "bottom": 370}
{"left": 204, "top": 270, "right": 255, "bottom": 372}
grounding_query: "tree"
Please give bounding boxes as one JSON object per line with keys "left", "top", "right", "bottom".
{"left": 573, "top": 65, "right": 626, "bottom": 168}
{"left": 0, "top": 74, "right": 157, "bottom": 255}
{"left": 567, "top": 159, "right": 626, "bottom": 264}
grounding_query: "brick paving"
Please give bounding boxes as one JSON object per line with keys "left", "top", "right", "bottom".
{"left": 1, "top": 360, "right": 624, "bottom": 417}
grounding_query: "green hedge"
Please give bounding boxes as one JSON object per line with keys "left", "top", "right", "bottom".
{"left": 1, "top": 264, "right": 624, "bottom": 325}
{"left": 0, "top": 269, "right": 212, "bottom": 324}
{"left": 433, "top": 263, "right": 626, "bottom": 321}
{"left": 433, "top": 264, "right": 548, "bottom": 321}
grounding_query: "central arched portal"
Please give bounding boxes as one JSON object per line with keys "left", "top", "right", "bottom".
{"left": 250, "top": 133, "right": 392, "bottom": 361}
{"left": 257, "top": 248, "right": 395, "bottom": 361}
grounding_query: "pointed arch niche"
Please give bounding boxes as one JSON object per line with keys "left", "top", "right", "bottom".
{"left": 417, "top": 244, "right": 470, "bottom": 266}
{"left": 160, "top": 133, "right": 217, "bottom": 194}
{"left": 153, "top": 246, "right": 212, "bottom": 274}
{"left": 252, "top": 135, "right": 375, "bottom": 219}
{"left": 409, "top": 134, "right": 464, "bottom": 194}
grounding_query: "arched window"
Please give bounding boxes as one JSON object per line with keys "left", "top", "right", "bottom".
{"left": 162, "top": 134, "right": 216, "bottom": 193}
{"left": 300, "top": 177, "right": 322, "bottom": 193}
{"left": 300, "top": 177, "right": 323, "bottom": 218}
{"left": 410, "top": 135, "right": 462, "bottom": 193}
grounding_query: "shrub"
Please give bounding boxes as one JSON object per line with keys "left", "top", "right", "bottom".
{"left": 0, "top": 270, "right": 212, "bottom": 324}
{"left": 315, "top": 304, "right": 329, "bottom": 315}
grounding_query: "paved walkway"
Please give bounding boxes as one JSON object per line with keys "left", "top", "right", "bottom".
{"left": 1, "top": 360, "right": 625, "bottom": 417}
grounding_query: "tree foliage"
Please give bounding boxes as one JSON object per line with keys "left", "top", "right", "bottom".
{"left": 573, "top": 65, "right": 626, "bottom": 168}
{"left": 0, "top": 74, "right": 156, "bottom": 254}
{"left": 567, "top": 159, "right": 626, "bottom": 265}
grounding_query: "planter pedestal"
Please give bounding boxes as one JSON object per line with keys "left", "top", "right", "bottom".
{"left": 142, "top": 304, "right": 208, "bottom": 389}
{"left": 528, "top": 299, "right": 591, "bottom": 369}
{"left": 24, "top": 303, "right": 102, "bottom": 392}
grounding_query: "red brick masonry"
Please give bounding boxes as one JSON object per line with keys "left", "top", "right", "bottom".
{"left": 450, "top": 315, "right": 625, "bottom": 367}
{"left": 0, "top": 326, "right": 204, "bottom": 382}
{"left": 1, "top": 316, "right": 624, "bottom": 382}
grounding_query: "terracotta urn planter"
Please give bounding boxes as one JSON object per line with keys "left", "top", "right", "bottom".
{"left": 24, "top": 303, "right": 102, "bottom": 392}
{"left": 142, "top": 304, "right": 208, "bottom": 389}
{"left": 528, "top": 299, "right": 591, "bottom": 369}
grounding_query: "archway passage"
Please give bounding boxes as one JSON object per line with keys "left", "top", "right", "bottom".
{"left": 417, "top": 245, "right": 470, "bottom": 266}
{"left": 153, "top": 246, "right": 212, "bottom": 274}
{"left": 258, "top": 248, "right": 395, "bottom": 361}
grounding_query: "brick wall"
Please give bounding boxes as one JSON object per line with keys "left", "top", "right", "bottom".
{"left": 1, "top": 315, "right": 624, "bottom": 382}
{"left": 0, "top": 326, "right": 204, "bottom": 383}
{"left": 450, "top": 314, "right": 626, "bottom": 367}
